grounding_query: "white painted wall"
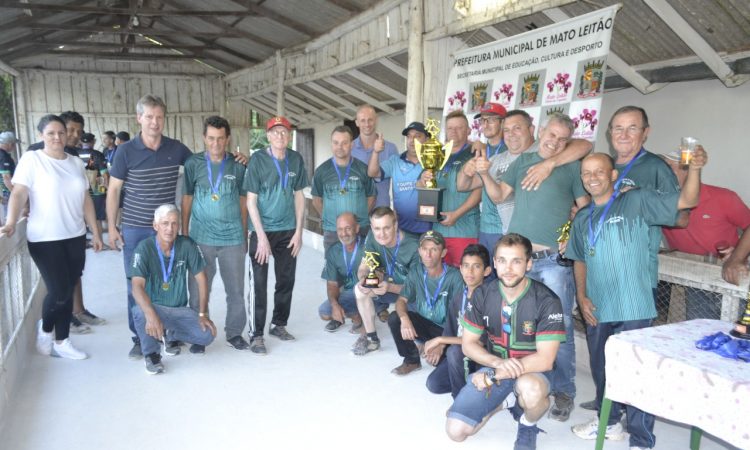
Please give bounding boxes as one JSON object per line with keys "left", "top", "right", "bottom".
{"left": 308, "top": 79, "right": 749, "bottom": 205}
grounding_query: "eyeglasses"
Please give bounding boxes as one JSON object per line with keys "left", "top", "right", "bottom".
{"left": 610, "top": 125, "right": 644, "bottom": 136}
{"left": 502, "top": 304, "right": 512, "bottom": 334}
{"left": 269, "top": 129, "right": 290, "bottom": 137}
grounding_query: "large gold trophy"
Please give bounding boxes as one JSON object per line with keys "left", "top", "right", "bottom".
{"left": 415, "top": 118, "right": 453, "bottom": 222}
{"left": 361, "top": 251, "right": 382, "bottom": 288}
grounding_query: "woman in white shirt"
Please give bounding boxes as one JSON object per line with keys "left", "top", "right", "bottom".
{"left": 0, "top": 114, "right": 103, "bottom": 359}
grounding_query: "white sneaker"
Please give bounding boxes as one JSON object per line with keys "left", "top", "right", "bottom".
{"left": 571, "top": 416, "right": 626, "bottom": 440}
{"left": 36, "top": 320, "right": 53, "bottom": 356}
{"left": 51, "top": 339, "right": 88, "bottom": 360}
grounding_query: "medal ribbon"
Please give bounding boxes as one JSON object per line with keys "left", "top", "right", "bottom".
{"left": 486, "top": 141, "right": 503, "bottom": 158}
{"left": 154, "top": 237, "right": 174, "bottom": 288}
{"left": 342, "top": 237, "right": 360, "bottom": 279}
{"left": 383, "top": 233, "right": 401, "bottom": 279}
{"left": 460, "top": 287, "right": 469, "bottom": 317}
{"left": 269, "top": 149, "right": 289, "bottom": 189}
{"left": 588, "top": 147, "right": 645, "bottom": 253}
{"left": 205, "top": 153, "right": 227, "bottom": 197}
{"left": 331, "top": 157, "right": 353, "bottom": 192}
{"left": 423, "top": 263, "right": 448, "bottom": 310}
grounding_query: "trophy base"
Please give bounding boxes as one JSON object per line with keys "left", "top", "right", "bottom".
{"left": 417, "top": 187, "right": 444, "bottom": 222}
{"left": 362, "top": 277, "right": 380, "bottom": 288}
{"left": 730, "top": 322, "right": 750, "bottom": 340}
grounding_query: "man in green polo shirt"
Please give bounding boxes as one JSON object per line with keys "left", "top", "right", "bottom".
{"left": 182, "top": 116, "right": 248, "bottom": 353}
{"left": 243, "top": 116, "right": 309, "bottom": 355}
{"left": 388, "top": 230, "right": 464, "bottom": 376}
{"left": 312, "top": 125, "right": 376, "bottom": 252}
{"left": 352, "top": 206, "right": 420, "bottom": 356}
{"left": 131, "top": 204, "right": 217, "bottom": 375}
{"left": 568, "top": 151, "right": 705, "bottom": 448}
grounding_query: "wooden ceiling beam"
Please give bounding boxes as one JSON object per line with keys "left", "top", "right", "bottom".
{"left": 0, "top": 2, "right": 251, "bottom": 16}
{"left": 325, "top": 0, "right": 364, "bottom": 14}
{"left": 226, "top": 0, "right": 316, "bottom": 37}
{"left": 29, "top": 23, "right": 249, "bottom": 39}
{"left": 153, "top": 18, "right": 260, "bottom": 65}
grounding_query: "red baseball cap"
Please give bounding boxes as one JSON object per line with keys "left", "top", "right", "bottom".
{"left": 473, "top": 103, "right": 507, "bottom": 119}
{"left": 266, "top": 116, "right": 292, "bottom": 131}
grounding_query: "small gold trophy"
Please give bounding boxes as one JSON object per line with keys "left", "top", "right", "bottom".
{"left": 362, "top": 251, "right": 382, "bottom": 288}
{"left": 415, "top": 118, "right": 453, "bottom": 222}
{"left": 555, "top": 220, "right": 574, "bottom": 266}
{"left": 730, "top": 291, "right": 750, "bottom": 340}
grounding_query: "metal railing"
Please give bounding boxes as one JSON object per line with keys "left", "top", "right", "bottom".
{"left": 0, "top": 218, "right": 40, "bottom": 363}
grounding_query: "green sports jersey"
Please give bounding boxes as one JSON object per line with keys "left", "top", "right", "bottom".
{"left": 433, "top": 146, "right": 479, "bottom": 238}
{"left": 363, "top": 231, "right": 420, "bottom": 286}
{"left": 567, "top": 189, "right": 680, "bottom": 322}
{"left": 321, "top": 238, "right": 365, "bottom": 291}
{"left": 242, "top": 148, "right": 309, "bottom": 232}
{"left": 503, "top": 146, "right": 587, "bottom": 248}
{"left": 401, "top": 263, "right": 464, "bottom": 327}
{"left": 184, "top": 152, "right": 246, "bottom": 246}
{"left": 131, "top": 235, "right": 206, "bottom": 308}
{"left": 311, "top": 157, "right": 376, "bottom": 232}
{"left": 615, "top": 150, "right": 680, "bottom": 287}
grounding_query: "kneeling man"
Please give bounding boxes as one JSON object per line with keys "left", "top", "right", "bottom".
{"left": 132, "top": 204, "right": 217, "bottom": 374}
{"left": 446, "top": 233, "right": 565, "bottom": 450}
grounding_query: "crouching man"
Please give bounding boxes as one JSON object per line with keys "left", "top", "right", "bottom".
{"left": 445, "top": 233, "right": 565, "bottom": 450}
{"left": 131, "top": 204, "right": 217, "bottom": 374}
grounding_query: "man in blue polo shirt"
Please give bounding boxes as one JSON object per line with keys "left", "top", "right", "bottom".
{"left": 367, "top": 121, "right": 431, "bottom": 238}
{"left": 351, "top": 104, "right": 399, "bottom": 207}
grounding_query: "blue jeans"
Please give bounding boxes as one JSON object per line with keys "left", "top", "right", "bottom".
{"left": 188, "top": 243, "right": 246, "bottom": 340}
{"left": 426, "top": 344, "right": 471, "bottom": 398}
{"left": 586, "top": 319, "right": 656, "bottom": 449}
{"left": 132, "top": 304, "right": 215, "bottom": 356}
{"left": 527, "top": 253, "right": 576, "bottom": 399}
{"left": 122, "top": 225, "right": 156, "bottom": 340}
{"left": 318, "top": 289, "right": 359, "bottom": 317}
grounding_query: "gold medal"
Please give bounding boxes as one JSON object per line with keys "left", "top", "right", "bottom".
{"left": 339, "top": 188, "right": 346, "bottom": 195}
{"left": 98, "top": 185, "right": 106, "bottom": 193}
{"left": 589, "top": 248, "right": 595, "bottom": 257}
{"left": 388, "top": 277, "right": 394, "bottom": 283}
{"left": 211, "top": 193, "right": 220, "bottom": 201}
{"left": 162, "top": 282, "right": 170, "bottom": 291}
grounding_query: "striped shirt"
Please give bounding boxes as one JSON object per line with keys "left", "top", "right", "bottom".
{"left": 567, "top": 189, "right": 680, "bottom": 322}
{"left": 109, "top": 134, "right": 192, "bottom": 227}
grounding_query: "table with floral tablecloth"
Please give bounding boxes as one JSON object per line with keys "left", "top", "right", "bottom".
{"left": 604, "top": 319, "right": 750, "bottom": 449}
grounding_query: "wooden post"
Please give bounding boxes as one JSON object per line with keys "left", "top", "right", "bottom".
{"left": 405, "top": 0, "right": 424, "bottom": 124}
{"left": 275, "top": 50, "right": 285, "bottom": 116}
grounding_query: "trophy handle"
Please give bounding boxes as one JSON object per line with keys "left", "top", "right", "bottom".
{"left": 415, "top": 139, "right": 424, "bottom": 166}
{"left": 438, "top": 140, "right": 453, "bottom": 171}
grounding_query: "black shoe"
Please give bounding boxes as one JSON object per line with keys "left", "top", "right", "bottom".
{"left": 548, "top": 393, "right": 574, "bottom": 422}
{"left": 325, "top": 320, "right": 343, "bottom": 332}
{"left": 269, "top": 325, "right": 295, "bottom": 341}
{"left": 164, "top": 340, "right": 181, "bottom": 356}
{"left": 579, "top": 399, "right": 598, "bottom": 411}
{"left": 128, "top": 339, "right": 142, "bottom": 360}
{"left": 144, "top": 353, "right": 164, "bottom": 375}
{"left": 226, "top": 336, "right": 250, "bottom": 350}
{"left": 189, "top": 344, "right": 205, "bottom": 354}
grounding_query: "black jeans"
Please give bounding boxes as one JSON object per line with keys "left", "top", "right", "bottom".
{"left": 27, "top": 235, "right": 86, "bottom": 340}
{"left": 388, "top": 311, "right": 443, "bottom": 364}
{"left": 248, "top": 230, "right": 297, "bottom": 337}
{"left": 586, "top": 319, "right": 656, "bottom": 448}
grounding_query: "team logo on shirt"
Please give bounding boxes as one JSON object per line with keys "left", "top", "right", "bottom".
{"left": 522, "top": 321, "right": 535, "bottom": 335}
{"left": 289, "top": 172, "right": 297, "bottom": 177}
{"left": 225, "top": 175, "right": 236, "bottom": 180}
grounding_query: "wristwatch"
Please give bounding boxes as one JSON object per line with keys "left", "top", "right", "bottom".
{"left": 198, "top": 312, "right": 209, "bottom": 318}
{"left": 486, "top": 368, "right": 497, "bottom": 384}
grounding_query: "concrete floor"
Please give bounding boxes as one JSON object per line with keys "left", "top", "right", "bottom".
{"left": 0, "top": 239, "right": 738, "bottom": 450}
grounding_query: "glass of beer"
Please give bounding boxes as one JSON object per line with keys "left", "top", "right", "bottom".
{"left": 680, "top": 137, "right": 698, "bottom": 166}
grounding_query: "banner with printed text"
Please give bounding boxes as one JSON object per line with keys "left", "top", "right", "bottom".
{"left": 443, "top": 5, "right": 619, "bottom": 142}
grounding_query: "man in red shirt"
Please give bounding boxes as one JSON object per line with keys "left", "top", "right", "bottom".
{"left": 661, "top": 151, "right": 750, "bottom": 319}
